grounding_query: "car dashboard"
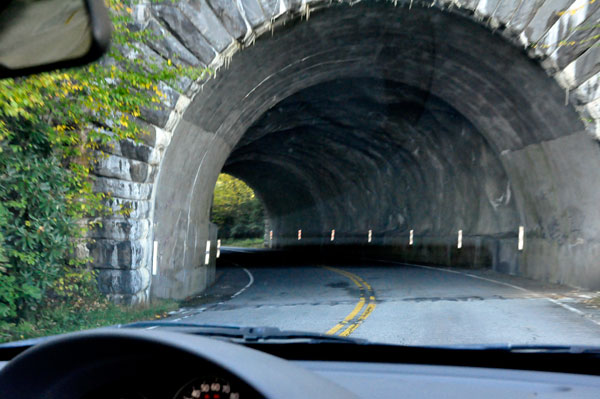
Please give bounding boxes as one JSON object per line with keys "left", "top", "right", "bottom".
{"left": 1, "top": 329, "right": 600, "bottom": 399}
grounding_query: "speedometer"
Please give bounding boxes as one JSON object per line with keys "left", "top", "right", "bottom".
{"left": 173, "top": 376, "right": 240, "bottom": 399}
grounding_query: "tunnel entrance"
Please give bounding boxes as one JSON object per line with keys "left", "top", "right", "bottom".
{"left": 151, "top": 2, "right": 600, "bottom": 300}
{"left": 210, "top": 173, "right": 266, "bottom": 248}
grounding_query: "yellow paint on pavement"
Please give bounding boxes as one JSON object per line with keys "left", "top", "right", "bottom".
{"left": 322, "top": 266, "right": 377, "bottom": 337}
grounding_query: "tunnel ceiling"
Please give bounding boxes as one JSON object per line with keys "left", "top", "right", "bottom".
{"left": 223, "top": 78, "right": 517, "bottom": 237}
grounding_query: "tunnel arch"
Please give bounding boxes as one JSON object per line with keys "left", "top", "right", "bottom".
{"left": 91, "top": 0, "right": 600, "bottom": 302}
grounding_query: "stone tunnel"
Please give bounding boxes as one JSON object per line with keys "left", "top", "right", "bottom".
{"left": 89, "top": 0, "right": 600, "bottom": 303}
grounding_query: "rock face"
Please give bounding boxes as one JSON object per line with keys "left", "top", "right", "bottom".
{"left": 92, "top": 0, "right": 600, "bottom": 303}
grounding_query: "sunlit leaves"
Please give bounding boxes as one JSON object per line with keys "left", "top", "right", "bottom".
{"left": 0, "top": 0, "right": 209, "bottom": 325}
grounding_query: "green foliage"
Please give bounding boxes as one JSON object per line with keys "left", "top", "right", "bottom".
{"left": 0, "top": 118, "right": 77, "bottom": 320}
{"left": 0, "top": 299, "right": 179, "bottom": 343}
{"left": 220, "top": 237, "right": 265, "bottom": 248}
{"left": 211, "top": 174, "right": 265, "bottom": 239}
{"left": 0, "top": 0, "right": 209, "bottom": 333}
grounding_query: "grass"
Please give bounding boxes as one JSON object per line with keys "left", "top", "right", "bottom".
{"left": 0, "top": 299, "right": 179, "bottom": 344}
{"left": 221, "top": 237, "right": 265, "bottom": 248}
{"left": 587, "top": 295, "right": 600, "bottom": 307}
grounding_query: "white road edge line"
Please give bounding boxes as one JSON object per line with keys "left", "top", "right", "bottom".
{"left": 231, "top": 267, "right": 254, "bottom": 298}
{"left": 373, "top": 259, "right": 600, "bottom": 328}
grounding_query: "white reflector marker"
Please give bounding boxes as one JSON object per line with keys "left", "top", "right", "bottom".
{"left": 205, "top": 240, "right": 211, "bottom": 264}
{"left": 298, "top": 230, "right": 302, "bottom": 240}
{"left": 518, "top": 225, "right": 525, "bottom": 251}
{"left": 330, "top": 229, "right": 335, "bottom": 241}
{"left": 457, "top": 230, "right": 463, "bottom": 249}
{"left": 409, "top": 230, "right": 414, "bottom": 246}
{"left": 217, "top": 239, "right": 221, "bottom": 258}
{"left": 152, "top": 240, "right": 158, "bottom": 276}
{"left": 368, "top": 229, "right": 372, "bottom": 243}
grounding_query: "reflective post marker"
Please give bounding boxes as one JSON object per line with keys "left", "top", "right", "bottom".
{"left": 409, "top": 229, "right": 414, "bottom": 246}
{"left": 368, "top": 229, "right": 372, "bottom": 243}
{"left": 205, "top": 240, "right": 211, "bottom": 264}
{"left": 217, "top": 239, "right": 221, "bottom": 258}
{"left": 298, "top": 229, "right": 302, "bottom": 240}
{"left": 518, "top": 226, "right": 525, "bottom": 251}
{"left": 331, "top": 229, "right": 335, "bottom": 241}
{"left": 457, "top": 230, "right": 463, "bottom": 249}
{"left": 152, "top": 240, "right": 158, "bottom": 276}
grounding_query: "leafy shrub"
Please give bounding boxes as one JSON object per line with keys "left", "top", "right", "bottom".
{"left": 0, "top": 0, "right": 207, "bottom": 334}
{"left": 211, "top": 174, "right": 265, "bottom": 239}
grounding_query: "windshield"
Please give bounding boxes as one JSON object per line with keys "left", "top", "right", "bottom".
{"left": 1, "top": 0, "right": 600, "bottom": 347}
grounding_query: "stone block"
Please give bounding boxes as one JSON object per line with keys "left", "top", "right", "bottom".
{"left": 475, "top": 0, "right": 501, "bottom": 19}
{"left": 206, "top": 0, "right": 248, "bottom": 39}
{"left": 97, "top": 268, "right": 151, "bottom": 295}
{"left": 93, "top": 177, "right": 152, "bottom": 201}
{"left": 119, "top": 139, "right": 161, "bottom": 165}
{"left": 524, "top": 0, "right": 572, "bottom": 42}
{"left": 492, "top": 0, "right": 521, "bottom": 24}
{"left": 507, "top": 0, "right": 544, "bottom": 33}
{"left": 104, "top": 198, "right": 152, "bottom": 220}
{"left": 240, "top": 0, "right": 267, "bottom": 29}
{"left": 558, "top": 44, "right": 600, "bottom": 88}
{"left": 88, "top": 239, "right": 147, "bottom": 269}
{"left": 155, "top": 5, "right": 217, "bottom": 65}
{"left": 181, "top": 0, "right": 234, "bottom": 51}
{"left": 145, "top": 18, "right": 203, "bottom": 66}
{"left": 92, "top": 153, "right": 153, "bottom": 183}
{"left": 258, "top": 0, "right": 279, "bottom": 19}
{"left": 89, "top": 219, "right": 151, "bottom": 241}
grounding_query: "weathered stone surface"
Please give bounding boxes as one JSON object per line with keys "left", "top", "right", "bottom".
{"left": 206, "top": 0, "right": 248, "bottom": 39}
{"left": 492, "top": 0, "right": 520, "bottom": 24}
{"left": 93, "top": 177, "right": 152, "bottom": 200}
{"left": 145, "top": 18, "right": 203, "bottom": 66}
{"left": 552, "top": 6, "right": 600, "bottom": 69}
{"left": 524, "top": 0, "right": 572, "bottom": 42}
{"left": 118, "top": 139, "right": 161, "bottom": 165}
{"left": 97, "top": 137, "right": 160, "bottom": 166}
{"left": 104, "top": 198, "right": 152, "bottom": 219}
{"left": 507, "top": 0, "right": 544, "bottom": 33}
{"left": 240, "top": 0, "right": 268, "bottom": 28}
{"left": 573, "top": 73, "right": 600, "bottom": 105}
{"left": 558, "top": 44, "right": 600, "bottom": 88}
{"left": 155, "top": 5, "right": 217, "bottom": 65}
{"left": 97, "top": 268, "right": 151, "bottom": 295}
{"left": 139, "top": 103, "right": 172, "bottom": 130}
{"left": 89, "top": 219, "right": 151, "bottom": 241}
{"left": 475, "top": 0, "right": 501, "bottom": 18}
{"left": 92, "top": 153, "right": 153, "bottom": 183}
{"left": 258, "top": 0, "right": 279, "bottom": 19}
{"left": 456, "top": 0, "right": 481, "bottom": 11}
{"left": 88, "top": 239, "right": 147, "bottom": 269}
{"left": 180, "top": 0, "right": 234, "bottom": 51}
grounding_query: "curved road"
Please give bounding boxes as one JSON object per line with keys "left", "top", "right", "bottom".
{"left": 169, "top": 259, "right": 600, "bottom": 346}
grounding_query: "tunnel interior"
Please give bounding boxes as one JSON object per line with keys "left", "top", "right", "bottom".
{"left": 153, "top": 2, "right": 600, "bottom": 299}
{"left": 223, "top": 78, "right": 518, "bottom": 249}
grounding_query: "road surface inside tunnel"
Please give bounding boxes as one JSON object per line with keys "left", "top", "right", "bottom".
{"left": 165, "top": 249, "right": 600, "bottom": 346}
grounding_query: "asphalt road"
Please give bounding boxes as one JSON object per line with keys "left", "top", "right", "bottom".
{"left": 168, "top": 257, "right": 600, "bottom": 346}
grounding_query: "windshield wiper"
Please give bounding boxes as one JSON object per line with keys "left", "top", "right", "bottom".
{"left": 119, "top": 321, "right": 368, "bottom": 344}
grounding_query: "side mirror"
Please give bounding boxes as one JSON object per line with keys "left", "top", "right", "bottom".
{"left": 0, "top": 0, "right": 112, "bottom": 78}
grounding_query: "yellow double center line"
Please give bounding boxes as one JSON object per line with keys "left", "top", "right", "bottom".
{"left": 322, "top": 266, "right": 376, "bottom": 337}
